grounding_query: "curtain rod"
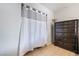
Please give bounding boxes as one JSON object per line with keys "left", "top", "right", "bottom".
{"left": 21, "top": 3, "right": 47, "bottom": 16}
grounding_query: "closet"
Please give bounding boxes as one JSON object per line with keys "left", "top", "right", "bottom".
{"left": 54, "top": 20, "right": 78, "bottom": 54}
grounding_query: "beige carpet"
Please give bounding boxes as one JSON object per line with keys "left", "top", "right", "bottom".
{"left": 25, "top": 44, "right": 76, "bottom": 56}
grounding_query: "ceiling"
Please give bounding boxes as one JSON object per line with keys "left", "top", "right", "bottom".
{"left": 41, "top": 3, "right": 78, "bottom": 12}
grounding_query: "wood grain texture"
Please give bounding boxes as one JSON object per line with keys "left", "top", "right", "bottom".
{"left": 24, "top": 44, "right": 76, "bottom": 56}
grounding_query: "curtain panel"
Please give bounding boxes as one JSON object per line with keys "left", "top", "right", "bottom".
{"left": 19, "top": 4, "right": 48, "bottom": 56}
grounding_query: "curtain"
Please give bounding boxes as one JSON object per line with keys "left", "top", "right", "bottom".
{"left": 19, "top": 4, "right": 48, "bottom": 55}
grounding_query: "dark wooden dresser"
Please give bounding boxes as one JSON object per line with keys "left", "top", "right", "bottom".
{"left": 54, "top": 20, "right": 78, "bottom": 54}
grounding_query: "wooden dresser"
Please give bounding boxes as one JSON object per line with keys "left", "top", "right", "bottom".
{"left": 54, "top": 20, "right": 78, "bottom": 54}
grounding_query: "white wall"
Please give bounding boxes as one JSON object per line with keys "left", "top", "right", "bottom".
{"left": 25, "top": 3, "right": 54, "bottom": 45}
{"left": 55, "top": 4, "right": 79, "bottom": 22}
{"left": 0, "top": 3, "right": 21, "bottom": 56}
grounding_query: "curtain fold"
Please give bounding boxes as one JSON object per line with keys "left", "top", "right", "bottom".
{"left": 30, "top": 19, "right": 36, "bottom": 48}
{"left": 19, "top": 17, "right": 32, "bottom": 55}
{"left": 34, "top": 20, "right": 41, "bottom": 47}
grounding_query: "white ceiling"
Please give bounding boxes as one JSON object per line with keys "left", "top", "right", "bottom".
{"left": 41, "top": 3, "right": 78, "bottom": 12}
